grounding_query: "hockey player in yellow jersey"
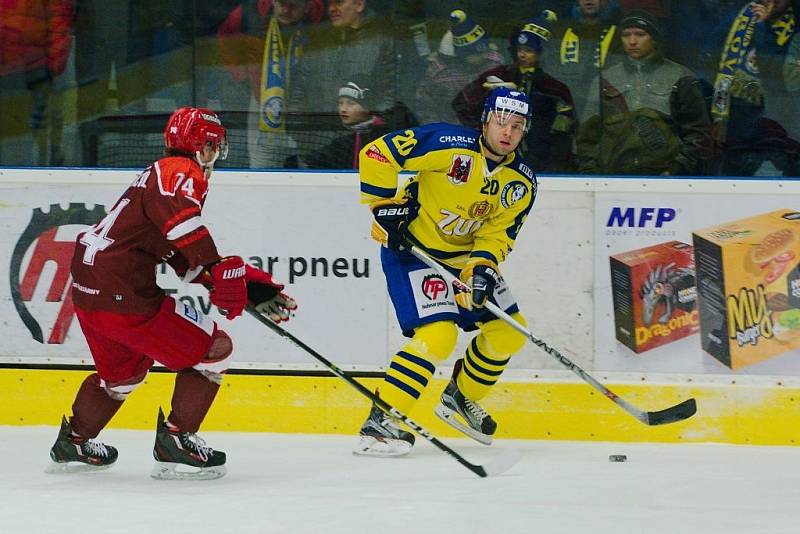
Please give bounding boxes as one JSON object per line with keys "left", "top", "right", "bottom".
{"left": 355, "top": 87, "right": 537, "bottom": 456}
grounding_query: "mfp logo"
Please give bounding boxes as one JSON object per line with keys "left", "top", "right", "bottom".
{"left": 607, "top": 207, "right": 677, "bottom": 228}
{"left": 10, "top": 203, "right": 105, "bottom": 343}
{"left": 422, "top": 274, "right": 448, "bottom": 300}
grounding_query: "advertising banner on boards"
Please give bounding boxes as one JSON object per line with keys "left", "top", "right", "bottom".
{"left": 0, "top": 179, "right": 388, "bottom": 369}
{"left": 595, "top": 193, "right": 800, "bottom": 376}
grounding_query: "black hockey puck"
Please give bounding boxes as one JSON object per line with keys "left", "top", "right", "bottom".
{"left": 609, "top": 454, "right": 627, "bottom": 462}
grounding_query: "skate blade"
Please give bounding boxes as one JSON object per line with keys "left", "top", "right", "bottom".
{"left": 434, "top": 404, "right": 493, "bottom": 446}
{"left": 352, "top": 435, "right": 412, "bottom": 457}
{"left": 45, "top": 461, "right": 114, "bottom": 474}
{"left": 150, "top": 462, "right": 227, "bottom": 481}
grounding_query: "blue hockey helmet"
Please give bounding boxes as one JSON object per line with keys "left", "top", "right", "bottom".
{"left": 481, "top": 87, "right": 532, "bottom": 132}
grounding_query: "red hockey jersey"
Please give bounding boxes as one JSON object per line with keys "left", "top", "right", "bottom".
{"left": 71, "top": 157, "right": 220, "bottom": 314}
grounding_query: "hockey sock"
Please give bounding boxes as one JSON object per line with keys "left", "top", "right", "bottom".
{"left": 381, "top": 321, "right": 457, "bottom": 414}
{"left": 457, "top": 312, "right": 528, "bottom": 401}
{"left": 70, "top": 373, "right": 125, "bottom": 439}
{"left": 168, "top": 368, "right": 221, "bottom": 433}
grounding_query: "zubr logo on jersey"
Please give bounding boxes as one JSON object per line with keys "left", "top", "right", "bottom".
{"left": 9, "top": 204, "right": 106, "bottom": 343}
{"left": 422, "top": 274, "right": 448, "bottom": 300}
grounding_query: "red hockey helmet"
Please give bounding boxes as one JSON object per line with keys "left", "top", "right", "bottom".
{"left": 164, "top": 107, "right": 228, "bottom": 161}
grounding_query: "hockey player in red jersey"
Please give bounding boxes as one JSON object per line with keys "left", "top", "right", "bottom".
{"left": 47, "top": 107, "right": 297, "bottom": 480}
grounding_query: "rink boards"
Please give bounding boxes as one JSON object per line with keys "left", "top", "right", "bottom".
{"left": 1, "top": 169, "right": 799, "bottom": 444}
{"left": 2, "top": 368, "right": 797, "bottom": 445}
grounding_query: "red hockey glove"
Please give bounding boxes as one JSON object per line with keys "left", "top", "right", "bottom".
{"left": 245, "top": 265, "right": 298, "bottom": 323}
{"left": 456, "top": 258, "right": 500, "bottom": 310}
{"left": 208, "top": 256, "right": 247, "bottom": 320}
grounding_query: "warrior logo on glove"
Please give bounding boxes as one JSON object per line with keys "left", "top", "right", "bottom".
{"left": 208, "top": 257, "right": 297, "bottom": 322}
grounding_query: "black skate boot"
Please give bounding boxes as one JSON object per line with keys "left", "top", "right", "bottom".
{"left": 353, "top": 398, "right": 415, "bottom": 457}
{"left": 151, "top": 408, "right": 226, "bottom": 480}
{"left": 435, "top": 374, "right": 497, "bottom": 445}
{"left": 46, "top": 415, "right": 118, "bottom": 473}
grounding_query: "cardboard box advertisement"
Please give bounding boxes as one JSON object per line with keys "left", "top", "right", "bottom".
{"left": 693, "top": 209, "right": 800, "bottom": 370}
{"left": 610, "top": 241, "right": 698, "bottom": 354}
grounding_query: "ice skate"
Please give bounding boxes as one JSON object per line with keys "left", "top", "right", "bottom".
{"left": 353, "top": 401, "right": 415, "bottom": 457}
{"left": 435, "top": 378, "right": 496, "bottom": 445}
{"left": 46, "top": 416, "right": 118, "bottom": 474}
{"left": 151, "top": 408, "right": 226, "bottom": 480}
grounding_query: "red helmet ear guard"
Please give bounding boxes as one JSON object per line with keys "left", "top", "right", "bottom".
{"left": 164, "top": 107, "right": 228, "bottom": 161}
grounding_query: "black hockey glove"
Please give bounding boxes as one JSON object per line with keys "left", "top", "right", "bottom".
{"left": 370, "top": 197, "right": 419, "bottom": 251}
{"left": 456, "top": 259, "right": 500, "bottom": 310}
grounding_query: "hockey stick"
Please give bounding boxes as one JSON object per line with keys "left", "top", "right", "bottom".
{"left": 409, "top": 246, "right": 697, "bottom": 426}
{"left": 245, "top": 307, "right": 521, "bottom": 478}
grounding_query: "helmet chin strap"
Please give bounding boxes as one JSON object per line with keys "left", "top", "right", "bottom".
{"left": 195, "top": 147, "right": 220, "bottom": 170}
{"left": 479, "top": 134, "right": 506, "bottom": 159}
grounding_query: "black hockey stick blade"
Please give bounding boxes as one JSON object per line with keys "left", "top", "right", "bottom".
{"left": 245, "top": 307, "right": 521, "bottom": 478}
{"left": 645, "top": 397, "right": 697, "bottom": 426}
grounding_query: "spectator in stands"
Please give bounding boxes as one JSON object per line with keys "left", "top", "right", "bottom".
{"left": 544, "top": 0, "right": 620, "bottom": 117}
{"left": 577, "top": 9, "right": 711, "bottom": 176}
{"left": 415, "top": 10, "right": 504, "bottom": 125}
{"left": 0, "top": 0, "right": 73, "bottom": 166}
{"left": 711, "top": 0, "right": 799, "bottom": 176}
{"left": 786, "top": 26, "right": 800, "bottom": 92}
{"left": 452, "top": 10, "right": 577, "bottom": 172}
{"left": 287, "top": 0, "right": 397, "bottom": 163}
{"left": 218, "top": 0, "right": 324, "bottom": 168}
{"left": 301, "top": 76, "right": 416, "bottom": 169}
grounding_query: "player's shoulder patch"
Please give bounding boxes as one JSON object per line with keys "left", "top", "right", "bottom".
{"left": 506, "top": 155, "right": 537, "bottom": 184}
{"left": 154, "top": 157, "right": 207, "bottom": 202}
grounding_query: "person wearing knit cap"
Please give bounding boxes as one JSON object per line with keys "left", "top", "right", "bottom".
{"left": 452, "top": 10, "right": 578, "bottom": 172}
{"left": 415, "top": 10, "right": 504, "bottom": 124}
{"left": 618, "top": 9, "right": 663, "bottom": 48}
{"left": 449, "top": 9, "right": 490, "bottom": 57}
{"left": 301, "top": 76, "right": 416, "bottom": 169}
{"left": 514, "top": 9, "right": 559, "bottom": 54}
{"left": 576, "top": 10, "right": 711, "bottom": 176}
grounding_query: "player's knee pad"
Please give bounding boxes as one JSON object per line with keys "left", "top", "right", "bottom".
{"left": 479, "top": 312, "right": 529, "bottom": 356}
{"left": 98, "top": 372, "right": 147, "bottom": 401}
{"left": 193, "top": 329, "right": 233, "bottom": 384}
{"left": 408, "top": 321, "right": 458, "bottom": 362}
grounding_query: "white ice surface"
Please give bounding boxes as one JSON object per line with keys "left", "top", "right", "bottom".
{"left": 2, "top": 426, "right": 798, "bottom": 534}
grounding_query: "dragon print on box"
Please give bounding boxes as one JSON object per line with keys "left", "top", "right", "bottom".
{"left": 610, "top": 241, "right": 699, "bottom": 354}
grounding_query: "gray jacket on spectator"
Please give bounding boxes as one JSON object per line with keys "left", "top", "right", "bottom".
{"left": 578, "top": 53, "right": 711, "bottom": 175}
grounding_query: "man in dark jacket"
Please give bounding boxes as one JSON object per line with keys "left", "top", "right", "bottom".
{"left": 577, "top": 10, "right": 711, "bottom": 176}
{"left": 452, "top": 10, "right": 577, "bottom": 172}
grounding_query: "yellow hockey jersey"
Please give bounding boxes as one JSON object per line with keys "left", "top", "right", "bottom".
{"left": 359, "top": 123, "right": 537, "bottom": 269}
